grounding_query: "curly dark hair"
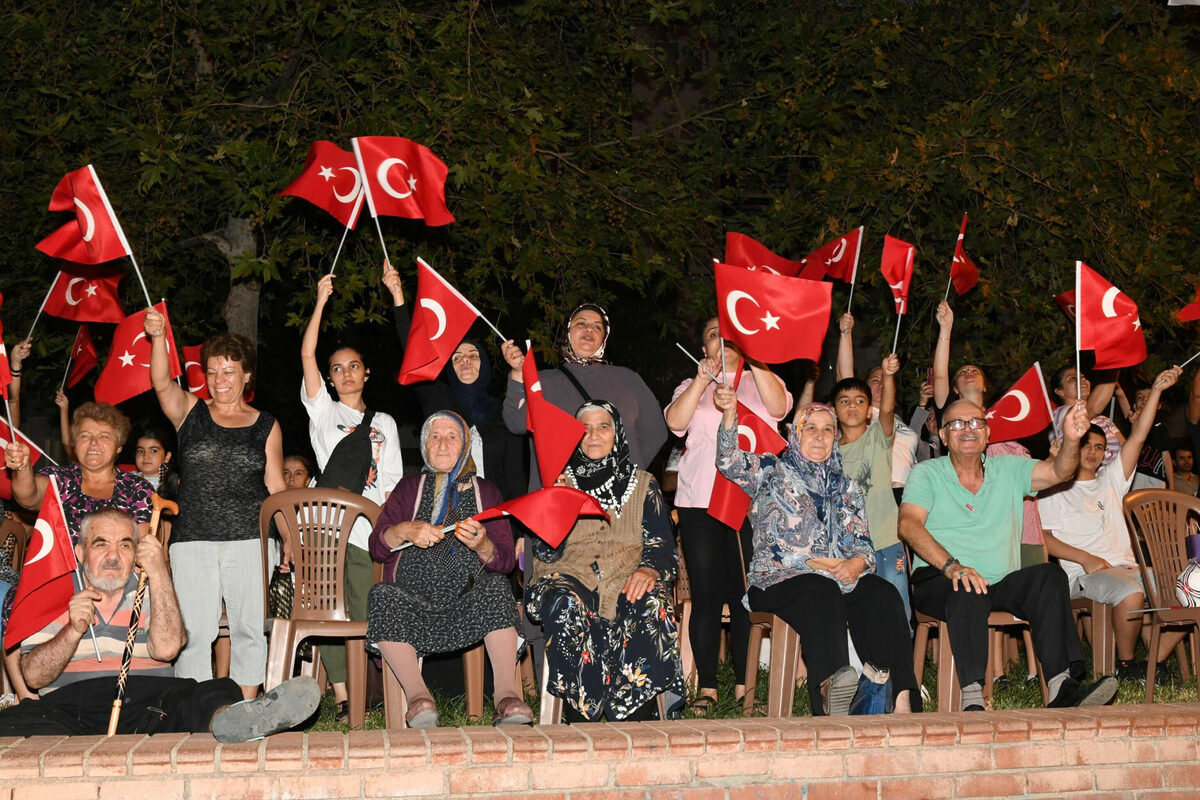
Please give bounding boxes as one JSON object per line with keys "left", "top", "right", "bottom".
{"left": 200, "top": 332, "right": 257, "bottom": 393}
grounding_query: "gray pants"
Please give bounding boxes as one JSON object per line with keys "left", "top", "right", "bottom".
{"left": 170, "top": 539, "right": 267, "bottom": 687}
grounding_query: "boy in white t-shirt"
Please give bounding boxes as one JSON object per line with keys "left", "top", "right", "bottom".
{"left": 1038, "top": 367, "right": 1185, "bottom": 682}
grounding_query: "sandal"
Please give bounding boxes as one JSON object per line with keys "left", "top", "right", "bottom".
{"left": 688, "top": 695, "right": 717, "bottom": 717}
{"left": 492, "top": 696, "right": 534, "bottom": 726}
{"left": 405, "top": 696, "right": 439, "bottom": 729}
{"left": 334, "top": 700, "right": 349, "bottom": 725}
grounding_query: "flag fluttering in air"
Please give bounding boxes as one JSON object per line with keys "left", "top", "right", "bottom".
{"left": 35, "top": 166, "right": 132, "bottom": 265}
{"left": 472, "top": 486, "right": 608, "bottom": 548}
{"left": 713, "top": 262, "right": 832, "bottom": 364}
{"left": 42, "top": 266, "right": 125, "bottom": 324}
{"left": 351, "top": 136, "right": 455, "bottom": 226}
{"left": 65, "top": 325, "right": 99, "bottom": 388}
{"left": 397, "top": 258, "right": 481, "bottom": 384}
{"left": 708, "top": 401, "right": 787, "bottom": 530}
{"left": 950, "top": 213, "right": 979, "bottom": 296}
{"left": 1075, "top": 262, "right": 1146, "bottom": 370}
{"left": 880, "top": 235, "right": 915, "bottom": 314}
{"left": 0, "top": 416, "right": 48, "bottom": 501}
{"left": 1054, "top": 290, "right": 1076, "bottom": 322}
{"left": 279, "top": 140, "right": 366, "bottom": 229}
{"left": 984, "top": 363, "right": 1054, "bottom": 444}
{"left": 1178, "top": 287, "right": 1200, "bottom": 323}
{"left": 801, "top": 227, "right": 864, "bottom": 283}
{"left": 3, "top": 477, "right": 78, "bottom": 650}
{"left": 94, "top": 303, "right": 183, "bottom": 405}
{"left": 723, "top": 233, "right": 805, "bottom": 277}
{"left": 522, "top": 344, "right": 586, "bottom": 488}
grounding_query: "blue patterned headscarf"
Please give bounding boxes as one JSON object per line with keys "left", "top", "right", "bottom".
{"left": 784, "top": 404, "right": 854, "bottom": 531}
{"left": 419, "top": 411, "right": 477, "bottom": 525}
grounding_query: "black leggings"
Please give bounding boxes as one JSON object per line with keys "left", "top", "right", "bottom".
{"left": 676, "top": 508, "right": 754, "bottom": 688}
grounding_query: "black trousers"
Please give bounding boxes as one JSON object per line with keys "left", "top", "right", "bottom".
{"left": 748, "top": 573, "right": 918, "bottom": 715}
{"left": 910, "top": 562, "right": 1085, "bottom": 689}
{"left": 0, "top": 675, "right": 243, "bottom": 736}
{"left": 676, "top": 508, "right": 754, "bottom": 688}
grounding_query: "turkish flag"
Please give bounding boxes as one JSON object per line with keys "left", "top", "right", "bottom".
{"left": 523, "top": 345, "right": 586, "bottom": 487}
{"left": 801, "top": 227, "right": 864, "bottom": 283}
{"left": 397, "top": 258, "right": 480, "bottom": 384}
{"left": 65, "top": 325, "right": 99, "bottom": 388}
{"left": 1178, "top": 286, "right": 1200, "bottom": 323}
{"left": 94, "top": 302, "right": 183, "bottom": 405}
{"left": 3, "top": 477, "right": 78, "bottom": 650}
{"left": 473, "top": 486, "right": 608, "bottom": 548}
{"left": 351, "top": 136, "right": 455, "bottom": 226}
{"left": 0, "top": 292, "right": 10, "bottom": 400}
{"left": 0, "top": 416, "right": 48, "bottom": 500}
{"left": 880, "top": 235, "right": 915, "bottom": 314}
{"left": 950, "top": 213, "right": 979, "bottom": 295}
{"left": 714, "top": 262, "right": 832, "bottom": 364}
{"left": 35, "top": 166, "right": 132, "bottom": 265}
{"left": 42, "top": 266, "right": 125, "bottom": 324}
{"left": 985, "top": 363, "right": 1054, "bottom": 444}
{"left": 709, "top": 401, "right": 787, "bottom": 530}
{"left": 723, "top": 232, "right": 805, "bottom": 277}
{"left": 1054, "top": 290, "right": 1076, "bottom": 322}
{"left": 1076, "top": 262, "right": 1146, "bottom": 370}
{"left": 279, "top": 140, "right": 365, "bottom": 229}
{"left": 182, "top": 344, "right": 210, "bottom": 399}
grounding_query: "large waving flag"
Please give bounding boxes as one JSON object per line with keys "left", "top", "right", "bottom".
{"left": 709, "top": 401, "right": 787, "bottom": 529}
{"left": 950, "top": 213, "right": 979, "bottom": 295}
{"left": 723, "top": 232, "right": 805, "bottom": 277}
{"left": 397, "top": 258, "right": 481, "bottom": 385}
{"left": 801, "top": 227, "right": 863, "bottom": 283}
{"left": 1076, "top": 262, "right": 1146, "bottom": 370}
{"left": 3, "top": 477, "right": 78, "bottom": 649}
{"left": 279, "top": 140, "right": 366, "bottom": 229}
{"left": 523, "top": 345, "right": 586, "bottom": 487}
{"left": 880, "top": 235, "right": 915, "bottom": 314}
{"left": 351, "top": 136, "right": 455, "bottom": 226}
{"left": 472, "top": 486, "right": 608, "bottom": 548}
{"left": 42, "top": 266, "right": 125, "bottom": 324}
{"left": 35, "top": 166, "right": 132, "bottom": 265}
{"left": 985, "top": 363, "right": 1054, "bottom": 444}
{"left": 94, "top": 303, "right": 183, "bottom": 405}
{"left": 714, "top": 262, "right": 832, "bottom": 363}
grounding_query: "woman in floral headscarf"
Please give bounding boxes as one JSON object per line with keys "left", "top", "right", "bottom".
{"left": 367, "top": 411, "right": 531, "bottom": 728}
{"left": 526, "top": 401, "right": 683, "bottom": 722}
{"left": 715, "top": 393, "right": 917, "bottom": 716}
{"left": 500, "top": 303, "right": 668, "bottom": 491}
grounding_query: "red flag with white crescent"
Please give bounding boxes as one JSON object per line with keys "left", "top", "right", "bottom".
{"left": 880, "top": 235, "right": 915, "bottom": 314}
{"left": 279, "top": 140, "right": 366, "bottom": 229}
{"left": 950, "top": 213, "right": 979, "bottom": 295}
{"left": 472, "top": 486, "right": 608, "bottom": 548}
{"left": 93, "top": 302, "right": 183, "bottom": 405}
{"left": 984, "top": 363, "right": 1054, "bottom": 444}
{"left": 397, "top": 258, "right": 480, "bottom": 385}
{"left": 35, "top": 166, "right": 132, "bottom": 265}
{"left": 1076, "top": 262, "right": 1146, "bottom": 370}
{"left": 3, "top": 477, "right": 79, "bottom": 650}
{"left": 801, "top": 227, "right": 863, "bottom": 283}
{"left": 714, "top": 262, "right": 832, "bottom": 364}
{"left": 0, "top": 416, "right": 48, "bottom": 500}
{"left": 723, "top": 232, "right": 806, "bottom": 278}
{"left": 65, "top": 325, "right": 99, "bottom": 388}
{"left": 351, "top": 136, "right": 455, "bottom": 226}
{"left": 709, "top": 400, "right": 787, "bottom": 529}
{"left": 42, "top": 266, "right": 125, "bottom": 324}
{"left": 522, "top": 345, "right": 586, "bottom": 488}
{"left": 1054, "top": 290, "right": 1077, "bottom": 322}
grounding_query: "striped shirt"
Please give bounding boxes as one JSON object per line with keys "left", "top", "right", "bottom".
{"left": 20, "top": 573, "right": 173, "bottom": 693}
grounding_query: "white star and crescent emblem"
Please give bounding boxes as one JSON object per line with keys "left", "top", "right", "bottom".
{"left": 118, "top": 351, "right": 135, "bottom": 368}
{"left": 725, "top": 290, "right": 779, "bottom": 337}
{"left": 64, "top": 278, "right": 86, "bottom": 306}
{"left": 25, "top": 519, "right": 56, "bottom": 566}
{"left": 331, "top": 167, "right": 362, "bottom": 204}
{"left": 419, "top": 298, "right": 448, "bottom": 340}
{"left": 737, "top": 424, "right": 758, "bottom": 452}
{"left": 986, "top": 390, "right": 1031, "bottom": 423}
{"left": 825, "top": 238, "right": 847, "bottom": 266}
{"left": 74, "top": 198, "right": 96, "bottom": 242}
{"left": 318, "top": 166, "right": 335, "bottom": 181}
{"left": 85, "top": 283, "right": 97, "bottom": 297}
{"left": 377, "top": 158, "right": 417, "bottom": 199}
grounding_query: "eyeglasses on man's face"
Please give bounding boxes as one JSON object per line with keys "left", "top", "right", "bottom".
{"left": 943, "top": 417, "right": 988, "bottom": 432}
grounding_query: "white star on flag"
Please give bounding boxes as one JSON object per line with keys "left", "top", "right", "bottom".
{"left": 118, "top": 351, "right": 135, "bottom": 368}
{"left": 407, "top": 175, "right": 418, "bottom": 191}
{"left": 761, "top": 311, "right": 780, "bottom": 330}
{"left": 318, "top": 166, "right": 335, "bottom": 181}
{"left": 84, "top": 283, "right": 97, "bottom": 297}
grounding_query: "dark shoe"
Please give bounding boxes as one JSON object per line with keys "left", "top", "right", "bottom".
{"left": 963, "top": 704, "right": 985, "bottom": 712}
{"left": 1116, "top": 659, "right": 1147, "bottom": 682}
{"left": 492, "top": 696, "right": 534, "bottom": 727}
{"left": 211, "top": 677, "right": 321, "bottom": 743}
{"left": 334, "top": 700, "right": 350, "bottom": 724}
{"left": 821, "top": 665, "right": 859, "bottom": 716}
{"left": 688, "top": 695, "right": 717, "bottom": 718}
{"left": 1047, "top": 676, "right": 1118, "bottom": 708}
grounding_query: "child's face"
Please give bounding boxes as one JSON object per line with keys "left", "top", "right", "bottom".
{"left": 135, "top": 437, "right": 170, "bottom": 477}
{"left": 833, "top": 389, "right": 871, "bottom": 429}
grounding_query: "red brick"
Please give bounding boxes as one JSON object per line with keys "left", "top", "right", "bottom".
{"left": 1163, "top": 764, "right": 1200, "bottom": 787}
{"left": 1026, "top": 768, "right": 1095, "bottom": 794}
{"left": 650, "top": 789, "right": 725, "bottom": 800}
{"left": 98, "top": 779, "right": 186, "bottom": 800}
{"left": 772, "top": 719, "right": 818, "bottom": 751}
{"left": 569, "top": 792, "right": 648, "bottom": 800}
{"left": 695, "top": 755, "right": 773, "bottom": 779}
{"left": 424, "top": 727, "right": 468, "bottom": 766}
{"left": 730, "top": 789, "right": 802, "bottom": 800}
{"left": 805, "top": 781, "right": 878, "bottom": 800}
{"left": 173, "top": 735, "right": 219, "bottom": 774}
{"left": 531, "top": 759, "right": 610, "bottom": 790}
{"left": 499, "top": 725, "right": 551, "bottom": 762}
{"left": 612, "top": 758, "right": 691, "bottom": 787}
{"left": 993, "top": 742, "right": 1064, "bottom": 768}
{"left": 461, "top": 726, "right": 510, "bottom": 764}
{"left": 957, "top": 718, "right": 995, "bottom": 744}
{"left": 261, "top": 731, "right": 304, "bottom": 772}
{"left": 767, "top": 753, "right": 845, "bottom": 780}
{"left": 738, "top": 721, "right": 781, "bottom": 752}
{"left": 954, "top": 772, "right": 1025, "bottom": 797}
{"left": 1132, "top": 709, "right": 1169, "bottom": 737}
{"left": 920, "top": 719, "right": 959, "bottom": 746}
{"left": 844, "top": 749, "right": 919, "bottom": 777}
{"left": 580, "top": 726, "right": 631, "bottom": 760}
{"left": 1058, "top": 709, "right": 1100, "bottom": 740}
{"left": 542, "top": 725, "right": 591, "bottom": 761}
{"left": 920, "top": 744, "right": 992, "bottom": 773}
{"left": 385, "top": 729, "right": 429, "bottom": 767}
{"left": 643, "top": 721, "right": 704, "bottom": 756}
{"left": 187, "top": 775, "right": 276, "bottom": 800}
{"left": 0, "top": 736, "right": 66, "bottom": 778}
{"left": 992, "top": 716, "right": 1031, "bottom": 743}
{"left": 882, "top": 720, "right": 923, "bottom": 747}
{"left": 1132, "top": 739, "right": 1158, "bottom": 763}
{"left": 273, "top": 773, "right": 362, "bottom": 799}
{"left": 304, "top": 730, "right": 345, "bottom": 769}
{"left": 1093, "top": 765, "right": 1164, "bottom": 790}
{"left": 12, "top": 783, "right": 98, "bottom": 800}
{"left": 1023, "top": 712, "right": 1066, "bottom": 741}
{"left": 1094, "top": 710, "right": 1133, "bottom": 738}
{"left": 811, "top": 722, "right": 853, "bottom": 750}
{"left": 609, "top": 721, "right": 668, "bottom": 757}
{"left": 363, "top": 768, "right": 444, "bottom": 797}
{"left": 87, "top": 736, "right": 137, "bottom": 777}
{"left": 846, "top": 721, "right": 886, "bottom": 748}
{"left": 345, "top": 729, "right": 386, "bottom": 770}
{"left": 1163, "top": 708, "right": 1200, "bottom": 736}
{"left": 879, "top": 776, "right": 954, "bottom": 799}
{"left": 128, "top": 733, "right": 186, "bottom": 776}
{"left": 448, "top": 765, "right": 530, "bottom": 794}
{"left": 41, "top": 735, "right": 106, "bottom": 778}
{"left": 1064, "top": 739, "right": 1131, "bottom": 766}
{"left": 1157, "top": 738, "right": 1199, "bottom": 761}
{"left": 216, "top": 740, "right": 262, "bottom": 773}
{"left": 685, "top": 720, "right": 742, "bottom": 753}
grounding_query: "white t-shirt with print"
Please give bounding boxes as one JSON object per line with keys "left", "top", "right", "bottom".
{"left": 1036, "top": 462, "right": 1136, "bottom": 584}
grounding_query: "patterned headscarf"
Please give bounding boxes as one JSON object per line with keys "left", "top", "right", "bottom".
{"left": 419, "top": 411, "right": 477, "bottom": 526}
{"left": 560, "top": 302, "right": 611, "bottom": 365}
{"left": 784, "top": 403, "right": 854, "bottom": 531}
{"left": 565, "top": 400, "right": 636, "bottom": 517}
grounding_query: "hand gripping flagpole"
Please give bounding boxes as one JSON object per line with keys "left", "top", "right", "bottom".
{"left": 351, "top": 138, "right": 393, "bottom": 268}
{"left": 108, "top": 495, "right": 178, "bottom": 736}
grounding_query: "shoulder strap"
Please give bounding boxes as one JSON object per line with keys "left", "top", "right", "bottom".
{"left": 559, "top": 365, "right": 592, "bottom": 404}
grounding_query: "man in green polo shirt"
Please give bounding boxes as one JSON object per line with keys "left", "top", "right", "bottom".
{"left": 899, "top": 397, "right": 1118, "bottom": 711}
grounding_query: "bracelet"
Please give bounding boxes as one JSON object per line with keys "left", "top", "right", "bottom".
{"left": 9, "top": 369, "right": 20, "bottom": 377}
{"left": 940, "top": 557, "right": 961, "bottom": 576}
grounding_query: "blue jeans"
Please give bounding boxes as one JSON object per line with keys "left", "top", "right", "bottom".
{"left": 874, "top": 543, "right": 912, "bottom": 629}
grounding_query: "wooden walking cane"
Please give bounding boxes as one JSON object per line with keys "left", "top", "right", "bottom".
{"left": 107, "top": 494, "right": 178, "bottom": 736}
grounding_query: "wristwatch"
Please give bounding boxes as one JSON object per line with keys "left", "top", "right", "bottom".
{"left": 941, "top": 557, "right": 961, "bottom": 576}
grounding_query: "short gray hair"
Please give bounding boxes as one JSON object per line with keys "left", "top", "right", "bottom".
{"left": 78, "top": 508, "right": 137, "bottom": 547}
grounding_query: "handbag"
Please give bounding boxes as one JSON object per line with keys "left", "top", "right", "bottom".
{"left": 848, "top": 662, "right": 894, "bottom": 715}
{"left": 316, "top": 409, "right": 377, "bottom": 494}
{"left": 267, "top": 565, "right": 294, "bottom": 619}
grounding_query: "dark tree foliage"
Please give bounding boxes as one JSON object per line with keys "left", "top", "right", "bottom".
{"left": 1, "top": 1, "right": 1197, "bottom": 449}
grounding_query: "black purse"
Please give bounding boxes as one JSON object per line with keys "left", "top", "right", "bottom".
{"left": 316, "top": 409, "right": 377, "bottom": 494}
{"left": 267, "top": 564, "right": 294, "bottom": 619}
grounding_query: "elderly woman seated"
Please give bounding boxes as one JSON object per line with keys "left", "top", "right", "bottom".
{"left": 525, "top": 401, "right": 683, "bottom": 722}
{"left": 367, "top": 411, "right": 532, "bottom": 728}
{"left": 715, "top": 391, "right": 918, "bottom": 715}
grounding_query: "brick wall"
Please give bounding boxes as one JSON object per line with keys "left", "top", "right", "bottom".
{"left": 1, "top": 704, "right": 1198, "bottom": 799}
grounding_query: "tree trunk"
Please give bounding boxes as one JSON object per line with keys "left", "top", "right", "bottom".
{"left": 202, "top": 216, "right": 259, "bottom": 345}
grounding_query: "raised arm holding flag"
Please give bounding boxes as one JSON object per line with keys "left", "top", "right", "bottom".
{"left": 880, "top": 234, "right": 915, "bottom": 355}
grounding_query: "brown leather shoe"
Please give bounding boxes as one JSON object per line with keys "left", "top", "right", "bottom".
{"left": 492, "top": 696, "right": 534, "bottom": 726}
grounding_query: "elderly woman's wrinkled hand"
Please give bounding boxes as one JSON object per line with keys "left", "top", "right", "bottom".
{"left": 143, "top": 307, "right": 166, "bottom": 338}
{"left": 827, "top": 556, "right": 867, "bottom": 585}
{"left": 500, "top": 339, "right": 525, "bottom": 374}
{"left": 4, "top": 441, "right": 30, "bottom": 472}
{"left": 621, "top": 567, "right": 658, "bottom": 603}
{"left": 454, "top": 518, "right": 489, "bottom": 552}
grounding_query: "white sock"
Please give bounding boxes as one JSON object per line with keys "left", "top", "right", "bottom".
{"left": 1047, "top": 670, "right": 1070, "bottom": 702}
{"left": 961, "top": 682, "right": 983, "bottom": 710}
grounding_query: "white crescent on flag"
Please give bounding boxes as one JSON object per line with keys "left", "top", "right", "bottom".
{"left": 333, "top": 167, "right": 362, "bottom": 204}
{"left": 64, "top": 278, "right": 85, "bottom": 306}
{"left": 25, "top": 519, "right": 56, "bottom": 566}
{"left": 726, "top": 291, "right": 761, "bottom": 335}
{"left": 988, "top": 390, "right": 1031, "bottom": 422}
{"left": 737, "top": 425, "right": 757, "bottom": 453}
{"left": 377, "top": 158, "right": 415, "bottom": 199}
{"left": 1100, "top": 286, "right": 1121, "bottom": 319}
{"left": 420, "top": 298, "right": 448, "bottom": 340}
{"left": 74, "top": 197, "right": 96, "bottom": 242}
